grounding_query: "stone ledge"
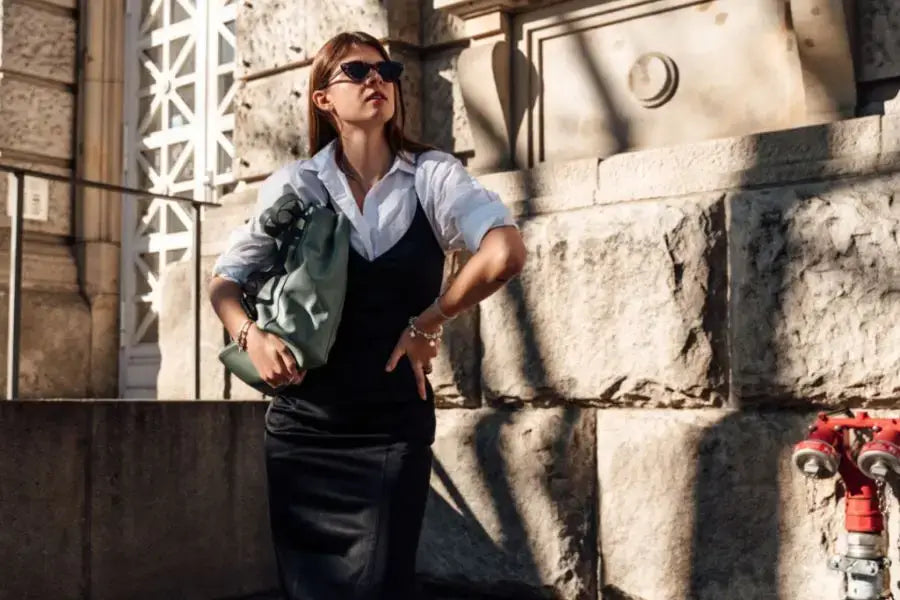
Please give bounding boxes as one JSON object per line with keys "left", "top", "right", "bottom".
{"left": 596, "top": 117, "right": 885, "bottom": 204}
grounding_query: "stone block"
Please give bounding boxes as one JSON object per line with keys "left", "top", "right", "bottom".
{"left": 305, "top": 0, "right": 419, "bottom": 57}
{"left": 1, "top": 1, "right": 77, "bottom": 83}
{"left": 478, "top": 156, "right": 597, "bottom": 217}
{"left": 515, "top": 0, "right": 806, "bottom": 166}
{"left": 730, "top": 176, "right": 900, "bottom": 405}
{"left": 0, "top": 160, "right": 74, "bottom": 237}
{"left": 597, "top": 117, "right": 883, "bottom": 204}
{"left": 234, "top": 70, "right": 308, "bottom": 181}
{"left": 423, "top": 0, "right": 467, "bottom": 47}
{"left": 201, "top": 186, "right": 258, "bottom": 258}
{"left": 431, "top": 252, "right": 480, "bottom": 408}
{"left": 0, "top": 77, "right": 74, "bottom": 159}
{"left": 481, "top": 195, "right": 728, "bottom": 407}
{"left": 387, "top": 44, "right": 423, "bottom": 142}
{"left": 89, "top": 293, "right": 119, "bottom": 398}
{"left": 419, "top": 406, "right": 596, "bottom": 599}
{"left": 596, "top": 409, "right": 842, "bottom": 600}
{"left": 858, "top": 0, "right": 900, "bottom": 82}
{"left": 0, "top": 402, "right": 88, "bottom": 600}
{"left": 236, "top": 0, "right": 307, "bottom": 78}
{"left": 88, "top": 401, "right": 277, "bottom": 600}
{"left": 0, "top": 289, "right": 90, "bottom": 398}
{"left": 423, "top": 48, "right": 473, "bottom": 154}
{"left": 158, "top": 256, "right": 228, "bottom": 400}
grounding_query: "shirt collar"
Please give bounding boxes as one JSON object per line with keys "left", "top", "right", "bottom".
{"left": 300, "top": 139, "right": 416, "bottom": 177}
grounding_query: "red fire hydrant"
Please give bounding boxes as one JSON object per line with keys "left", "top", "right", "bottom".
{"left": 793, "top": 410, "right": 900, "bottom": 599}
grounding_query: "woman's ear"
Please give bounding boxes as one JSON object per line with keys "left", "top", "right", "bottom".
{"left": 312, "top": 89, "right": 332, "bottom": 112}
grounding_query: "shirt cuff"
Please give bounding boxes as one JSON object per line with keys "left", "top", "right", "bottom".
{"left": 459, "top": 200, "right": 518, "bottom": 253}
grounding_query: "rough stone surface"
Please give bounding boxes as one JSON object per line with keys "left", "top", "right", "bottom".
{"left": 431, "top": 252, "right": 481, "bottom": 408}
{"left": 858, "top": 0, "right": 900, "bottom": 82}
{"left": 0, "top": 402, "right": 88, "bottom": 600}
{"left": 423, "top": 48, "right": 473, "bottom": 155}
{"left": 0, "top": 77, "right": 74, "bottom": 159}
{"left": 0, "top": 289, "right": 91, "bottom": 398}
{"left": 236, "top": 0, "right": 306, "bottom": 79}
{"left": 419, "top": 407, "right": 596, "bottom": 599}
{"left": 597, "top": 117, "right": 883, "bottom": 204}
{"left": 234, "top": 69, "right": 308, "bottom": 181}
{"left": 305, "top": 0, "right": 419, "bottom": 56}
{"left": 158, "top": 256, "right": 228, "bottom": 401}
{"left": 423, "top": 1, "right": 467, "bottom": 47}
{"left": 596, "top": 409, "right": 842, "bottom": 600}
{"left": 730, "top": 175, "right": 900, "bottom": 405}
{"left": 389, "top": 45, "right": 423, "bottom": 142}
{"left": 480, "top": 195, "right": 728, "bottom": 407}
{"left": 89, "top": 293, "right": 120, "bottom": 398}
{"left": 88, "top": 401, "right": 276, "bottom": 599}
{"left": 1, "top": 1, "right": 77, "bottom": 83}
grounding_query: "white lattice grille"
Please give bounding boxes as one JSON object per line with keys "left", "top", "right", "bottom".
{"left": 122, "top": 0, "right": 236, "bottom": 397}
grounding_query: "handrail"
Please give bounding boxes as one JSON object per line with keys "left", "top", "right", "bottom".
{"left": 0, "top": 163, "right": 219, "bottom": 206}
{"left": 0, "top": 163, "right": 213, "bottom": 400}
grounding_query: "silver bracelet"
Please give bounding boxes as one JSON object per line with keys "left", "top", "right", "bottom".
{"left": 408, "top": 316, "right": 442, "bottom": 347}
{"left": 433, "top": 296, "right": 456, "bottom": 321}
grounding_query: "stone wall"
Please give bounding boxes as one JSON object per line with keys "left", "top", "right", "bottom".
{"left": 153, "top": 1, "right": 900, "bottom": 598}
{"left": 0, "top": 0, "right": 97, "bottom": 398}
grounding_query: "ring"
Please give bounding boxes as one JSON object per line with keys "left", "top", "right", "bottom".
{"left": 424, "top": 364, "right": 433, "bottom": 374}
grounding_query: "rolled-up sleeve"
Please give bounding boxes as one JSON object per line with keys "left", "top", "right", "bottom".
{"left": 211, "top": 165, "right": 295, "bottom": 286}
{"left": 419, "top": 151, "right": 516, "bottom": 253}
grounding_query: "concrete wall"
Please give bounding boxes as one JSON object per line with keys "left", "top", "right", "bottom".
{"left": 0, "top": 400, "right": 276, "bottom": 600}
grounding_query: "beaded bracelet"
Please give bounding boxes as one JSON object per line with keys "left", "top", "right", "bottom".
{"left": 236, "top": 319, "right": 254, "bottom": 351}
{"left": 408, "top": 316, "right": 442, "bottom": 347}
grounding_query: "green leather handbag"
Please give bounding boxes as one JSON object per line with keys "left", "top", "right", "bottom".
{"left": 217, "top": 184, "right": 350, "bottom": 395}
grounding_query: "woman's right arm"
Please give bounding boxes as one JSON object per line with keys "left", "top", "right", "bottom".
{"left": 209, "top": 167, "right": 307, "bottom": 388}
{"left": 209, "top": 277, "right": 303, "bottom": 387}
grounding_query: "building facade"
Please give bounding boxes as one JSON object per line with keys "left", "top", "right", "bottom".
{"left": 3, "top": 0, "right": 900, "bottom": 598}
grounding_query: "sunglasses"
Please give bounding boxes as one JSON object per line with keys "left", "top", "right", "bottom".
{"left": 328, "top": 60, "right": 404, "bottom": 86}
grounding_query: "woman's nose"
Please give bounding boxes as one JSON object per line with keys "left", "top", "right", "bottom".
{"left": 364, "top": 69, "right": 384, "bottom": 85}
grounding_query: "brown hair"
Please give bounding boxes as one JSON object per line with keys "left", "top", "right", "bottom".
{"left": 307, "top": 31, "right": 432, "bottom": 177}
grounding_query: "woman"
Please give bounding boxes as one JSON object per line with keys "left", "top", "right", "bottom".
{"left": 209, "top": 31, "right": 526, "bottom": 599}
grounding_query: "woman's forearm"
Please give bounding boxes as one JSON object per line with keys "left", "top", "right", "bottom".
{"left": 209, "top": 276, "right": 253, "bottom": 340}
{"left": 417, "top": 226, "right": 526, "bottom": 329}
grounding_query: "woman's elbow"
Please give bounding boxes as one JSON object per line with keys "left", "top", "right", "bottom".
{"left": 484, "top": 229, "right": 527, "bottom": 281}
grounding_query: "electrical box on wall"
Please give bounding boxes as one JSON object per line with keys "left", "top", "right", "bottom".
{"left": 6, "top": 173, "right": 49, "bottom": 222}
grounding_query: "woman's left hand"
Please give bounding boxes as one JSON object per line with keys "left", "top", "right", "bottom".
{"left": 385, "top": 320, "right": 441, "bottom": 400}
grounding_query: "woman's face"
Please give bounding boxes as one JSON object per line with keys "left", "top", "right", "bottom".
{"left": 314, "top": 44, "right": 397, "bottom": 131}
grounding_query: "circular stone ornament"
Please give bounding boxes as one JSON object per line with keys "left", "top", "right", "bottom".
{"left": 627, "top": 52, "right": 679, "bottom": 108}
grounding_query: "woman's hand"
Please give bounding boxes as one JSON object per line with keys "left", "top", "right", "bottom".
{"left": 245, "top": 325, "right": 305, "bottom": 389}
{"left": 385, "top": 320, "right": 441, "bottom": 400}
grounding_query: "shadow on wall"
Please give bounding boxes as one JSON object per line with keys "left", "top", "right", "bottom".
{"left": 418, "top": 34, "right": 597, "bottom": 600}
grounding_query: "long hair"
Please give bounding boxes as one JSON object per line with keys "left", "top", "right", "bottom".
{"left": 307, "top": 31, "right": 432, "bottom": 177}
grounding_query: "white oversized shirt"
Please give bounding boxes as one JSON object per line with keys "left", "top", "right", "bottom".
{"left": 212, "top": 140, "right": 516, "bottom": 285}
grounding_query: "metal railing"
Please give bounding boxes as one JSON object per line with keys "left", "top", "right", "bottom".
{"left": 0, "top": 164, "right": 219, "bottom": 400}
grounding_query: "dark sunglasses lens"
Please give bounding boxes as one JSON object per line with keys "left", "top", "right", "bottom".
{"left": 342, "top": 61, "right": 371, "bottom": 81}
{"left": 377, "top": 61, "right": 404, "bottom": 82}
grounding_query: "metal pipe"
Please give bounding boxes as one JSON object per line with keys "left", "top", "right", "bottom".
{"left": 7, "top": 172, "right": 25, "bottom": 399}
{"left": 0, "top": 163, "right": 218, "bottom": 206}
{"left": 192, "top": 202, "right": 202, "bottom": 400}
